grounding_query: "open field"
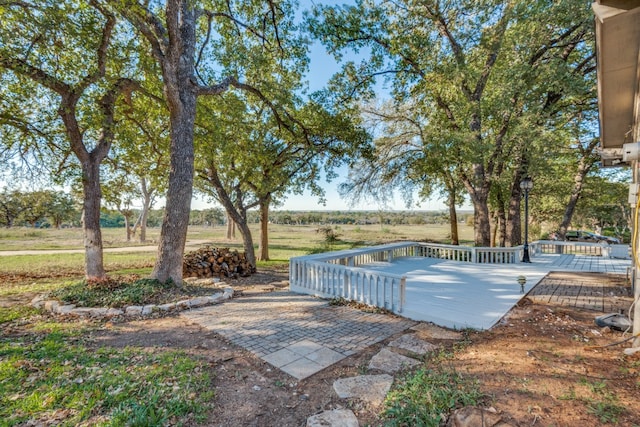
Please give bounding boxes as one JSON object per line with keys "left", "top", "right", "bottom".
{"left": 0, "top": 222, "right": 473, "bottom": 251}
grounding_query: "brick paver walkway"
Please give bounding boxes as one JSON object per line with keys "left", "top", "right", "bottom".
{"left": 181, "top": 291, "right": 415, "bottom": 379}
{"left": 528, "top": 271, "right": 633, "bottom": 314}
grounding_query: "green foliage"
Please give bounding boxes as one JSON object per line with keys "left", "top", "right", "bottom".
{"left": 51, "top": 278, "right": 175, "bottom": 308}
{"left": 578, "top": 378, "right": 627, "bottom": 424}
{"left": 0, "top": 329, "right": 214, "bottom": 426}
{"left": 382, "top": 367, "right": 484, "bottom": 426}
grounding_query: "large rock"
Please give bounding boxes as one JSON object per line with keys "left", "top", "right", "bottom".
{"left": 388, "top": 334, "right": 438, "bottom": 355}
{"left": 306, "top": 409, "right": 359, "bottom": 427}
{"left": 333, "top": 374, "right": 393, "bottom": 406}
{"left": 368, "top": 348, "right": 420, "bottom": 373}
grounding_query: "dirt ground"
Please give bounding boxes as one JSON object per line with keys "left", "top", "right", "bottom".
{"left": 4, "top": 268, "right": 640, "bottom": 426}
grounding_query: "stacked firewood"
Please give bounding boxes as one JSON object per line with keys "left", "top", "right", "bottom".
{"left": 183, "top": 246, "right": 255, "bottom": 279}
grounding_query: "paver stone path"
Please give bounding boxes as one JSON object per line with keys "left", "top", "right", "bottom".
{"left": 181, "top": 291, "right": 415, "bottom": 379}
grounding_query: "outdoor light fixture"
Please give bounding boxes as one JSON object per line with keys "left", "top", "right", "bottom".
{"left": 520, "top": 177, "right": 533, "bottom": 263}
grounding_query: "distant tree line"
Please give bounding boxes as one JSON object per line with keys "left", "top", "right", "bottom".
{"left": 0, "top": 189, "right": 77, "bottom": 228}
{"left": 0, "top": 188, "right": 476, "bottom": 229}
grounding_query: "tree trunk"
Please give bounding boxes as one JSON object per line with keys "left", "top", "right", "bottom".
{"left": 465, "top": 183, "right": 491, "bottom": 247}
{"left": 138, "top": 178, "right": 154, "bottom": 243}
{"left": 491, "top": 211, "right": 498, "bottom": 247}
{"left": 495, "top": 192, "right": 507, "bottom": 247}
{"left": 152, "top": 100, "right": 196, "bottom": 284}
{"left": 473, "top": 202, "right": 491, "bottom": 247}
{"left": 150, "top": 2, "right": 199, "bottom": 285}
{"left": 81, "top": 159, "right": 106, "bottom": 281}
{"left": 123, "top": 212, "right": 131, "bottom": 241}
{"left": 258, "top": 197, "right": 270, "bottom": 261}
{"left": 557, "top": 173, "right": 585, "bottom": 239}
{"left": 506, "top": 187, "right": 522, "bottom": 247}
{"left": 446, "top": 191, "right": 459, "bottom": 245}
{"left": 236, "top": 219, "right": 256, "bottom": 267}
{"left": 226, "top": 213, "right": 236, "bottom": 239}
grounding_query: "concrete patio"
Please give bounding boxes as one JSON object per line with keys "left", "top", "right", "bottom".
{"left": 361, "top": 253, "right": 630, "bottom": 329}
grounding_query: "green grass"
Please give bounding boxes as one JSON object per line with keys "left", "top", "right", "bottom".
{"left": 0, "top": 252, "right": 156, "bottom": 276}
{"left": 382, "top": 367, "right": 484, "bottom": 426}
{"left": 0, "top": 323, "right": 214, "bottom": 426}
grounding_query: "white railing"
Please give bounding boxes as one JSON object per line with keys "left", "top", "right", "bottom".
{"left": 290, "top": 260, "right": 406, "bottom": 313}
{"left": 531, "top": 240, "right": 610, "bottom": 256}
{"left": 289, "top": 240, "right": 625, "bottom": 314}
{"left": 290, "top": 243, "right": 410, "bottom": 313}
{"left": 412, "top": 243, "right": 522, "bottom": 263}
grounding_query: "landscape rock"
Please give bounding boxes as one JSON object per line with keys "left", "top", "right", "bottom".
{"left": 30, "top": 295, "right": 45, "bottom": 308}
{"left": 125, "top": 306, "right": 143, "bottom": 316}
{"left": 368, "top": 348, "right": 420, "bottom": 373}
{"left": 207, "top": 294, "right": 224, "bottom": 304}
{"left": 33, "top": 286, "right": 234, "bottom": 320}
{"left": 333, "top": 374, "right": 393, "bottom": 405}
{"left": 105, "top": 308, "right": 124, "bottom": 317}
{"left": 54, "top": 304, "right": 76, "bottom": 314}
{"left": 306, "top": 409, "right": 359, "bottom": 427}
{"left": 70, "top": 307, "right": 94, "bottom": 317}
{"left": 43, "top": 300, "right": 60, "bottom": 312}
{"left": 187, "top": 296, "right": 211, "bottom": 308}
{"left": 157, "top": 303, "right": 176, "bottom": 311}
{"left": 142, "top": 305, "right": 155, "bottom": 315}
{"left": 184, "top": 277, "right": 221, "bottom": 285}
{"left": 446, "top": 406, "right": 513, "bottom": 427}
{"left": 388, "top": 333, "right": 438, "bottom": 355}
{"left": 175, "top": 300, "right": 190, "bottom": 309}
{"left": 89, "top": 308, "right": 109, "bottom": 317}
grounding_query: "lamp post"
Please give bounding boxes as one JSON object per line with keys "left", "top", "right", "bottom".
{"left": 520, "top": 177, "right": 533, "bottom": 263}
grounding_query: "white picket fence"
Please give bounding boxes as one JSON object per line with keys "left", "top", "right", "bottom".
{"left": 289, "top": 240, "right": 622, "bottom": 314}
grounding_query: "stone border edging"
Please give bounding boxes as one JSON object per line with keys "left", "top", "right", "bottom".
{"left": 31, "top": 286, "right": 234, "bottom": 319}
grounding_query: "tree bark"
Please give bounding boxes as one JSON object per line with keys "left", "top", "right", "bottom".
{"left": 80, "top": 158, "right": 106, "bottom": 281}
{"left": 152, "top": 100, "right": 196, "bottom": 284}
{"left": 446, "top": 189, "right": 459, "bottom": 245}
{"left": 226, "top": 213, "right": 236, "bottom": 240}
{"left": 258, "top": 197, "right": 270, "bottom": 261}
{"left": 462, "top": 171, "right": 491, "bottom": 246}
{"left": 139, "top": 177, "right": 154, "bottom": 243}
{"left": 472, "top": 198, "right": 492, "bottom": 247}
{"left": 495, "top": 192, "right": 507, "bottom": 247}
{"left": 123, "top": 212, "right": 132, "bottom": 241}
